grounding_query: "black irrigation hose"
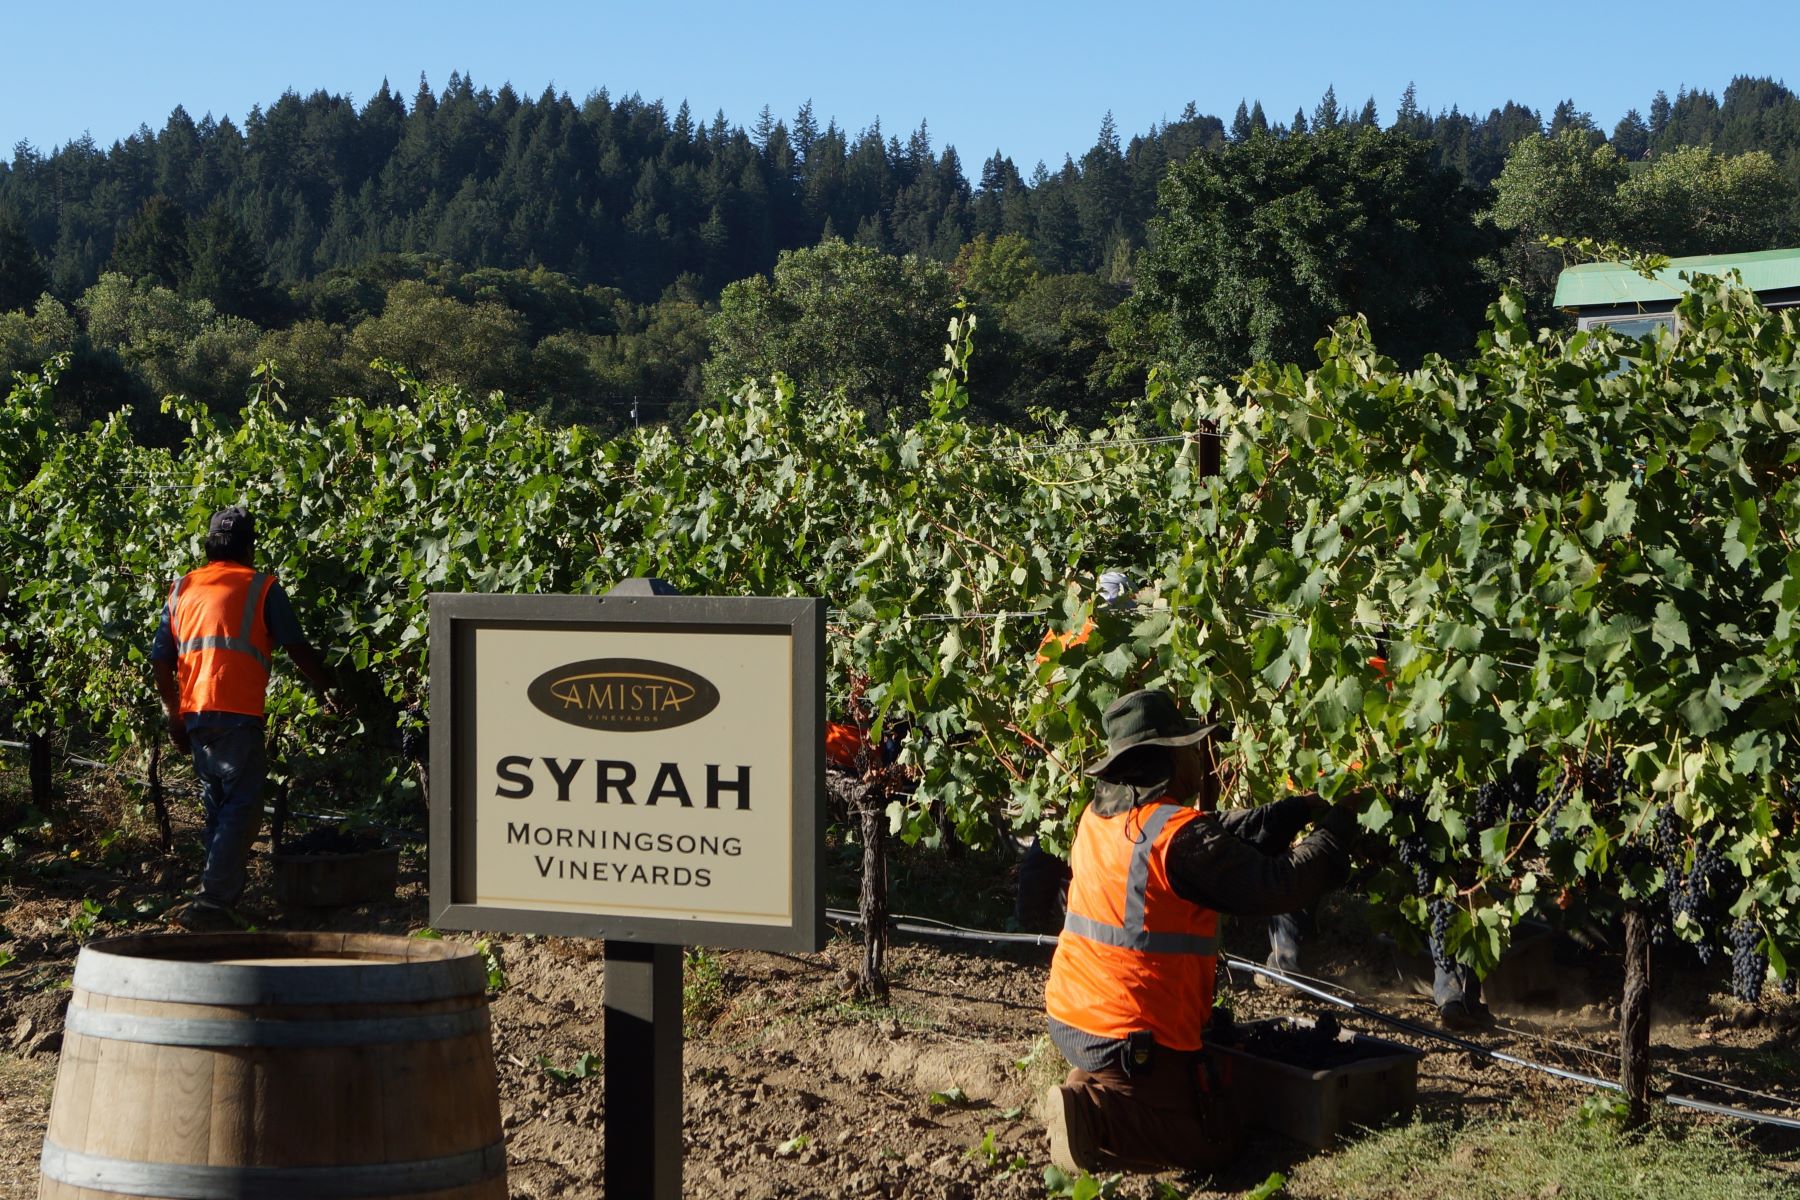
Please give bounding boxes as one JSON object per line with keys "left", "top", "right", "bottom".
{"left": 824, "top": 906, "right": 1800, "bottom": 1133}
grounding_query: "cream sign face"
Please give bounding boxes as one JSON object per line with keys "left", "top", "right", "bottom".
{"left": 473, "top": 628, "right": 792, "bottom": 925}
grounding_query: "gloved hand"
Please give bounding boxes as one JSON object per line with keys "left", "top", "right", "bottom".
{"left": 1316, "top": 792, "right": 1364, "bottom": 841}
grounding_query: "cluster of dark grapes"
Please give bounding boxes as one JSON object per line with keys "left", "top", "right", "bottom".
{"left": 1674, "top": 842, "right": 1738, "bottom": 968}
{"left": 1474, "top": 781, "right": 1507, "bottom": 829}
{"left": 1566, "top": 752, "right": 1626, "bottom": 808}
{"left": 1509, "top": 760, "right": 1544, "bottom": 825}
{"left": 400, "top": 705, "right": 428, "bottom": 763}
{"left": 1540, "top": 790, "right": 1569, "bottom": 847}
{"left": 1643, "top": 804, "right": 1684, "bottom": 945}
{"left": 1473, "top": 757, "right": 1544, "bottom": 829}
{"left": 1397, "top": 838, "right": 1434, "bottom": 895}
{"left": 1392, "top": 790, "right": 1435, "bottom": 895}
{"left": 1729, "top": 919, "right": 1768, "bottom": 1004}
{"left": 1427, "top": 898, "right": 1456, "bottom": 973}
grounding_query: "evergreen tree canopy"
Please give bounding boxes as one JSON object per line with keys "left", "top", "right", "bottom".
{"left": 184, "top": 204, "right": 277, "bottom": 321}
{"left": 108, "top": 197, "right": 191, "bottom": 290}
{"left": 0, "top": 210, "right": 48, "bottom": 314}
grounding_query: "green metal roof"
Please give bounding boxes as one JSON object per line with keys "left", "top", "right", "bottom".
{"left": 1553, "top": 246, "right": 1800, "bottom": 309}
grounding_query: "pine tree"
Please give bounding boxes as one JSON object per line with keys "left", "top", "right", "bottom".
{"left": 109, "top": 195, "right": 191, "bottom": 288}
{"left": 1612, "top": 109, "right": 1651, "bottom": 161}
{"left": 1097, "top": 111, "right": 1120, "bottom": 156}
{"left": 1650, "top": 90, "right": 1672, "bottom": 138}
{"left": 1250, "top": 101, "right": 1269, "bottom": 135}
{"left": 1396, "top": 82, "right": 1421, "bottom": 128}
{"left": 1358, "top": 98, "right": 1379, "bottom": 127}
{"left": 184, "top": 203, "right": 274, "bottom": 320}
{"left": 1313, "top": 85, "right": 1341, "bottom": 131}
{"left": 1549, "top": 99, "right": 1596, "bottom": 136}
{"left": 0, "top": 209, "right": 48, "bottom": 313}
{"left": 794, "top": 99, "right": 819, "bottom": 161}
{"left": 1232, "top": 101, "right": 1253, "bottom": 142}
{"left": 1291, "top": 108, "right": 1310, "bottom": 136}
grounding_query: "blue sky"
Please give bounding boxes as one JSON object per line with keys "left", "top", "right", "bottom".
{"left": 6, "top": 1, "right": 1796, "bottom": 170}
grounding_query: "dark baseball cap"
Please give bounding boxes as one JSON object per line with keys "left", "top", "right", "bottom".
{"left": 207, "top": 506, "right": 255, "bottom": 544}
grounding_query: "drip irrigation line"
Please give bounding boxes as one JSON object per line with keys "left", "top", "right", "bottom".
{"left": 1493, "top": 1017, "right": 1800, "bottom": 1112}
{"left": 824, "top": 906, "right": 1059, "bottom": 949}
{"left": 823, "top": 904, "right": 1800, "bottom": 1131}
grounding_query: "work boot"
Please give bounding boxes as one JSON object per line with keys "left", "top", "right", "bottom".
{"left": 170, "top": 898, "right": 248, "bottom": 933}
{"left": 1044, "top": 1085, "right": 1098, "bottom": 1174}
{"left": 1437, "top": 997, "right": 1496, "bottom": 1032}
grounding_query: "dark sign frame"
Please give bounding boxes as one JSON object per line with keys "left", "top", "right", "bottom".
{"left": 427, "top": 591, "right": 824, "bottom": 954}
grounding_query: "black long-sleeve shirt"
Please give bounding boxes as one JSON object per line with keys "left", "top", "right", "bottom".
{"left": 1163, "top": 794, "right": 1354, "bottom": 917}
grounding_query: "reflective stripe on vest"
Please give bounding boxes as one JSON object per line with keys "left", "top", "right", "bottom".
{"left": 1058, "top": 804, "right": 1218, "bottom": 958}
{"left": 174, "top": 571, "right": 272, "bottom": 671}
{"left": 1045, "top": 798, "right": 1220, "bottom": 1051}
{"left": 171, "top": 564, "right": 277, "bottom": 717}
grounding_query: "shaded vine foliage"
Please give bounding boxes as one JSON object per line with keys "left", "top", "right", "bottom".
{"left": 5, "top": 278, "right": 1800, "bottom": 994}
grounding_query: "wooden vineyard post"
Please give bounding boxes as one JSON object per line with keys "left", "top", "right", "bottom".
{"left": 145, "top": 738, "right": 173, "bottom": 854}
{"left": 1197, "top": 418, "right": 1220, "bottom": 480}
{"left": 4, "top": 638, "right": 54, "bottom": 808}
{"left": 856, "top": 786, "right": 889, "bottom": 1001}
{"left": 1620, "top": 904, "right": 1652, "bottom": 1125}
{"left": 269, "top": 775, "right": 290, "bottom": 855}
{"left": 603, "top": 940, "right": 683, "bottom": 1199}
{"left": 27, "top": 728, "right": 51, "bottom": 808}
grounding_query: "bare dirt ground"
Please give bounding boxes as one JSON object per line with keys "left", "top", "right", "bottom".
{"left": 5, "top": 795, "right": 1800, "bottom": 1198}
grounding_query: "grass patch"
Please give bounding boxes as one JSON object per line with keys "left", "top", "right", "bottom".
{"left": 682, "top": 947, "right": 729, "bottom": 1033}
{"left": 1010, "top": 1033, "right": 1072, "bottom": 1102}
{"left": 1286, "top": 1109, "right": 1783, "bottom": 1200}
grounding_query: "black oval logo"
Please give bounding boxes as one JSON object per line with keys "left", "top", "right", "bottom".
{"left": 527, "top": 658, "right": 721, "bottom": 732}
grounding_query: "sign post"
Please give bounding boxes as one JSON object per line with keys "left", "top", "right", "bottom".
{"left": 427, "top": 582, "right": 824, "bottom": 1197}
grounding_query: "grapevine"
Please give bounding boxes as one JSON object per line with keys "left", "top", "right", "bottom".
{"left": 4, "top": 277, "right": 1800, "bottom": 1110}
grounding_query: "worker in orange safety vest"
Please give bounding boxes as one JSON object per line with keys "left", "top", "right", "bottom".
{"left": 1043, "top": 689, "right": 1359, "bottom": 1175}
{"left": 151, "top": 507, "right": 340, "bottom": 931}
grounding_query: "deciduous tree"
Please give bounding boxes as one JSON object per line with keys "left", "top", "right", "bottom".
{"left": 704, "top": 238, "right": 954, "bottom": 420}
{"left": 1129, "top": 127, "right": 1497, "bottom": 378}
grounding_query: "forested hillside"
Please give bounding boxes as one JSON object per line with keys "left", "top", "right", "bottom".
{"left": 1, "top": 73, "right": 1799, "bottom": 437}
{"left": 7, "top": 74, "right": 1800, "bottom": 304}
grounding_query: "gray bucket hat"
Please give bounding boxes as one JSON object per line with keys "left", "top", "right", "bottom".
{"left": 1085, "top": 689, "right": 1219, "bottom": 781}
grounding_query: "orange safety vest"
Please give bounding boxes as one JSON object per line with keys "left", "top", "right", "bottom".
{"left": 1045, "top": 799, "right": 1219, "bottom": 1051}
{"left": 825, "top": 722, "right": 870, "bottom": 769}
{"left": 1035, "top": 617, "right": 1097, "bottom": 665}
{"left": 168, "top": 561, "right": 278, "bottom": 718}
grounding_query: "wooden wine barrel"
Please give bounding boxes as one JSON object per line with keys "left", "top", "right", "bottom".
{"left": 38, "top": 931, "right": 506, "bottom": 1199}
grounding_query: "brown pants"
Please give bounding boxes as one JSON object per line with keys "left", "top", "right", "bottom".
{"left": 1062, "top": 1049, "right": 1245, "bottom": 1175}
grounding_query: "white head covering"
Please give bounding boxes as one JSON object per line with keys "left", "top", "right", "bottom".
{"left": 1097, "top": 571, "right": 1133, "bottom": 607}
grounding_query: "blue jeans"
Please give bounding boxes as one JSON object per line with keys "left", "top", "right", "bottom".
{"left": 190, "top": 726, "right": 267, "bottom": 906}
